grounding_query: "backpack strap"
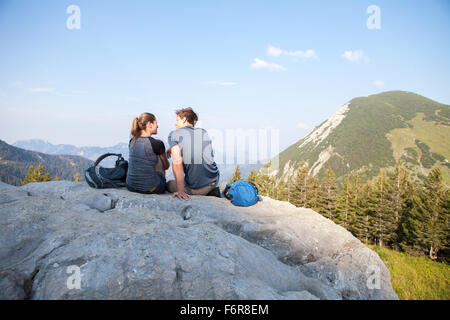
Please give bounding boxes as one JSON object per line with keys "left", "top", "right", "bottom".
{"left": 223, "top": 184, "right": 232, "bottom": 200}
{"left": 84, "top": 170, "right": 99, "bottom": 188}
{"left": 248, "top": 181, "right": 259, "bottom": 194}
{"left": 94, "top": 153, "right": 122, "bottom": 167}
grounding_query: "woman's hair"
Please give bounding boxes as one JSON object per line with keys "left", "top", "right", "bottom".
{"left": 130, "top": 112, "right": 156, "bottom": 149}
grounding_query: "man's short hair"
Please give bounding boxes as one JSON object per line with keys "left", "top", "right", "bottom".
{"left": 175, "top": 107, "right": 198, "bottom": 126}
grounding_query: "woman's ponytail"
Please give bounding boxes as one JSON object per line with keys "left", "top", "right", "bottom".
{"left": 130, "top": 113, "right": 156, "bottom": 149}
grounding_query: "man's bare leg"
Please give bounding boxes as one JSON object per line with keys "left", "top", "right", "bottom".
{"left": 166, "top": 179, "right": 218, "bottom": 195}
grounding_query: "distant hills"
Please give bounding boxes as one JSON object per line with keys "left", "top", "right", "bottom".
{"left": 13, "top": 139, "right": 129, "bottom": 166}
{"left": 273, "top": 91, "right": 450, "bottom": 187}
{"left": 0, "top": 139, "right": 94, "bottom": 186}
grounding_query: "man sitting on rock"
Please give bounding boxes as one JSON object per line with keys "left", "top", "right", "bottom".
{"left": 166, "top": 107, "right": 220, "bottom": 200}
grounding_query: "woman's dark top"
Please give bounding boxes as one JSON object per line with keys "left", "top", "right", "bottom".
{"left": 125, "top": 136, "right": 166, "bottom": 193}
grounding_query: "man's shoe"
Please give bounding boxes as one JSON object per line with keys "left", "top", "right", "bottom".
{"left": 206, "top": 186, "right": 221, "bottom": 198}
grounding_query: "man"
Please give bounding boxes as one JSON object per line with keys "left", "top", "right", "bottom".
{"left": 166, "top": 107, "right": 220, "bottom": 200}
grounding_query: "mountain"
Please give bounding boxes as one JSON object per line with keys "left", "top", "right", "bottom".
{"left": 274, "top": 91, "right": 450, "bottom": 186}
{"left": 0, "top": 139, "right": 94, "bottom": 186}
{"left": 13, "top": 139, "right": 129, "bottom": 166}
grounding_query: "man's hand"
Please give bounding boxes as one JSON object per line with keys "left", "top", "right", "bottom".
{"left": 166, "top": 148, "right": 172, "bottom": 159}
{"left": 173, "top": 191, "right": 190, "bottom": 200}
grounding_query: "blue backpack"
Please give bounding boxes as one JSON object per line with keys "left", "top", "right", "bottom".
{"left": 222, "top": 180, "right": 262, "bottom": 207}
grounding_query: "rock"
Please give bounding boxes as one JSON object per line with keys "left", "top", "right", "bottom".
{"left": 181, "top": 205, "right": 194, "bottom": 220}
{"left": 0, "top": 181, "right": 398, "bottom": 300}
{"left": 79, "top": 194, "right": 115, "bottom": 212}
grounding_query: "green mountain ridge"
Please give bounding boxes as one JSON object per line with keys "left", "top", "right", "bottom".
{"left": 0, "top": 139, "right": 93, "bottom": 185}
{"left": 274, "top": 91, "right": 450, "bottom": 187}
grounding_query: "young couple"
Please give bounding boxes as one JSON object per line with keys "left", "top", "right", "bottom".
{"left": 125, "top": 107, "right": 220, "bottom": 200}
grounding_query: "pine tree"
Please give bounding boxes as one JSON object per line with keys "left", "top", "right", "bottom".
{"left": 286, "top": 175, "right": 293, "bottom": 203}
{"left": 371, "top": 169, "right": 396, "bottom": 247}
{"left": 318, "top": 166, "right": 339, "bottom": 220}
{"left": 307, "top": 175, "right": 321, "bottom": 211}
{"left": 247, "top": 170, "right": 258, "bottom": 185}
{"left": 336, "top": 174, "right": 358, "bottom": 229}
{"left": 288, "top": 161, "right": 320, "bottom": 209}
{"left": 290, "top": 161, "right": 310, "bottom": 207}
{"left": 247, "top": 165, "right": 277, "bottom": 199}
{"left": 276, "top": 179, "right": 288, "bottom": 201}
{"left": 20, "top": 163, "right": 52, "bottom": 185}
{"left": 388, "top": 161, "right": 415, "bottom": 247}
{"left": 73, "top": 172, "right": 81, "bottom": 182}
{"left": 282, "top": 170, "right": 296, "bottom": 203}
{"left": 228, "top": 165, "right": 242, "bottom": 184}
{"left": 257, "top": 173, "right": 277, "bottom": 198}
{"left": 401, "top": 167, "right": 449, "bottom": 259}
{"left": 354, "top": 182, "right": 374, "bottom": 244}
{"left": 347, "top": 172, "right": 366, "bottom": 238}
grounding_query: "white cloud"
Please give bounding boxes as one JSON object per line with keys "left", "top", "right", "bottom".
{"left": 250, "top": 58, "right": 286, "bottom": 71}
{"left": 30, "top": 87, "right": 56, "bottom": 93}
{"left": 373, "top": 80, "right": 384, "bottom": 87}
{"left": 297, "top": 122, "right": 309, "bottom": 129}
{"left": 202, "top": 81, "right": 237, "bottom": 86}
{"left": 341, "top": 50, "right": 370, "bottom": 63}
{"left": 267, "top": 45, "right": 318, "bottom": 60}
{"left": 267, "top": 45, "right": 283, "bottom": 57}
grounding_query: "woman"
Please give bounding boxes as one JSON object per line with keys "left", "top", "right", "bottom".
{"left": 126, "top": 113, "right": 169, "bottom": 194}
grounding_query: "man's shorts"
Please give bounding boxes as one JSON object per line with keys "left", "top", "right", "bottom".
{"left": 167, "top": 178, "right": 218, "bottom": 196}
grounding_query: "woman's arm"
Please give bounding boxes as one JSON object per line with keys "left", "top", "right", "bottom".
{"left": 148, "top": 137, "right": 169, "bottom": 170}
{"left": 159, "top": 153, "right": 170, "bottom": 170}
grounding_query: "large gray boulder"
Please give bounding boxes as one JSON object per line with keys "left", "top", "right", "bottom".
{"left": 0, "top": 181, "right": 398, "bottom": 300}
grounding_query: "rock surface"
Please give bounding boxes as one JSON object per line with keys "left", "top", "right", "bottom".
{"left": 0, "top": 181, "right": 398, "bottom": 300}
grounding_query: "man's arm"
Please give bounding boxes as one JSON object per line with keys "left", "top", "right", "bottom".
{"left": 171, "top": 145, "right": 190, "bottom": 200}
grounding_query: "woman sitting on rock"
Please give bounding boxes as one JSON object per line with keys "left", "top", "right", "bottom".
{"left": 126, "top": 113, "right": 169, "bottom": 194}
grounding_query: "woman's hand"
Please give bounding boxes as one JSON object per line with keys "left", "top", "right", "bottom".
{"left": 173, "top": 191, "right": 190, "bottom": 200}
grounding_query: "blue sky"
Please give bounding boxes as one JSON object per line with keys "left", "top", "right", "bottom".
{"left": 1, "top": 0, "right": 449, "bottom": 156}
